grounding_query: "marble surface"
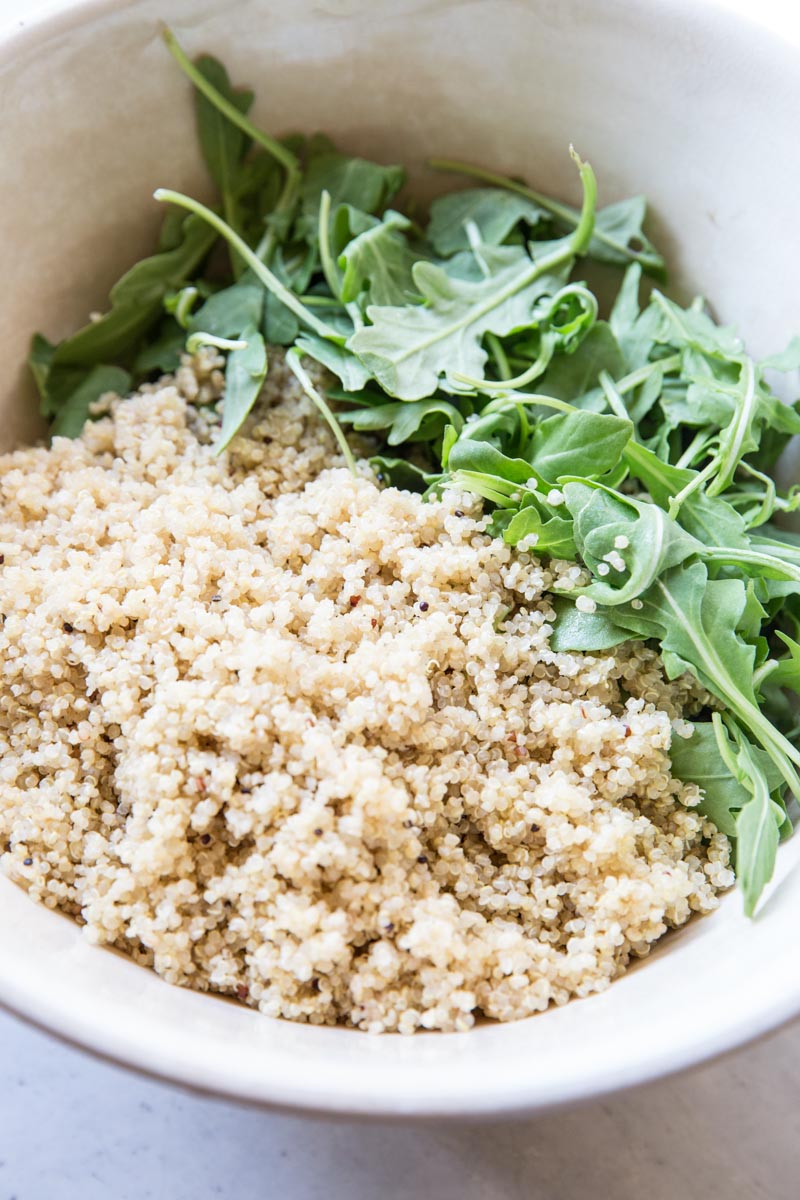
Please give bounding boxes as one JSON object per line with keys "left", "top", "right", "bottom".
{"left": 0, "top": 1004, "right": 799, "bottom": 1199}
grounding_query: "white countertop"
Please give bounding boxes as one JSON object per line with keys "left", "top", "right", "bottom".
{"left": 1, "top": 1004, "right": 799, "bottom": 1199}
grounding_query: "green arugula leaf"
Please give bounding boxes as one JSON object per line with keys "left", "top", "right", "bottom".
{"left": 371, "top": 455, "right": 441, "bottom": 492}
{"left": 526, "top": 411, "right": 631, "bottom": 482}
{"left": 535, "top": 322, "right": 624, "bottom": 405}
{"left": 193, "top": 54, "right": 254, "bottom": 266}
{"left": 564, "top": 481, "right": 702, "bottom": 605}
{"left": 548, "top": 596, "right": 632, "bottom": 650}
{"left": 339, "top": 397, "right": 463, "bottom": 445}
{"left": 348, "top": 248, "right": 569, "bottom": 399}
{"left": 736, "top": 786, "right": 782, "bottom": 917}
{"left": 293, "top": 332, "right": 372, "bottom": 391}
{"left": 49, "top": 214, "right": 217, "bottom": 370}
{"left": 623, "top": 441, "right": 750, "bottom": 547}
{"left": 764, "top": 631, "right": 800, "bottom": 691}
{"left": 669, "top": 720, "right": 784, "bottom": 840}
{"left": 50, "top": 365, "right": 131, "bottom": 438}
{"left": 338, "top": 210, "right": 421, "bottom": 306}
{"left": 502, "top": 505, "right": 577, "bottom": 557}
{"left": 586, "top": 196, "right": 665, "bottom": 276}
{"left": 299, "top": 150, "right": 405, "bottom": 243}
{"left": 188, "top": 277, "right": 263, "bottom": 339}
{"left": 347, "top": 154, "right": 597, "bottom": 400}
{"left": 762, "top": 335, "right": 800, "bottom": 372}
{"left": 28, "top": 334, "right": 55, "bottom": 414}
{"left": 215, "top": 325, "right": 267, "bottom": 451}
{"left": 427, "top": 187, "right": 547, "bottom": 256}
{"left": 132, "top": 318, "right": 186, "bottom": 377}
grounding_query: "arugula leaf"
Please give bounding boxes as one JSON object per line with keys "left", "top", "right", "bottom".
{"left": 764, "top": 631, "right": 800, "bottom": 691}
{"left": 188, "top": 277, "right": 263, "bottom": 338}
{"left": 28, "top": 334, "right": 55, "bottom": 414}
{"left": 132, "top": 319, "right": 186, "bottom": 377}
{"left": 371, "top": 455, "right": 441, "bottom": 492}
{"left": 427, "top": 187, "right": 547, "bottom": 255}
{"left": 338, "top": 210, "right": 421, "bottom": 306}
{"left": 339, "top": 397, "right": 463, "bottom": 445}
{"left": 447, "top": 439, "right": 541, "bottom": 488}
{"left": 564, "top": 482, "right": 702, "bottom": 605}
{"left": 215, "top": 325, "right": 267, "bottom": 451}
{"left": 348, "top": 248, "right": 570, "bottom": 399}
{"left": 193, "top": 54, "right": 254, "bottom": 268}
{"left": 50, "top": 365, "right": 131, "bottom": 438}
{"left": 48, "top": 214, "right": 216, "bottom": 371}
{"left": 715, "top": 717, "right": 786, "bottom": 916}
{"left": 736, "top": 785, "right": 782, "bottom": 917}
{"left": 548, "top": 596, "right": 632, "bottom": 650}
{"left": 586, "top": 196, "right": 665, "bottom": 275}
{"left": 299, "top": 149, "right": 405, "bottom": 243}
{"left": 669, "top": 721, "right": 783, "bottom": 839}
{"left": 526, "top": 411, "right": 631, "bottom": 482}
{"left": 535, "top": 323, "right": 624, "bottom": 405}
{"left": 293, "top": 332, "right": 372, "bottom": 391}
{"left": 429, "top": 158, "right": 665, "bottom": 276}
{"left": 502, "top": 505, "right": 577, "bottom": 557}
{"left": 762, "top": 336, "right": 800, "bottom": 372}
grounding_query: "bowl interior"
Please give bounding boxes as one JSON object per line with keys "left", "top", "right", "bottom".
{"left": 1, "top": 0, "right": 800, "bottom": 1117}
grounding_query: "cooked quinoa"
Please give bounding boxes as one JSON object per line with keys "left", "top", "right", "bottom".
{"left": 0, "top": 354, "right": 734, "bottom": 1033}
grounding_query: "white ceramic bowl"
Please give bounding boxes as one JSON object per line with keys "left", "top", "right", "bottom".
{"left": 1, "top": 0, "right": 800, "bottom": 1119}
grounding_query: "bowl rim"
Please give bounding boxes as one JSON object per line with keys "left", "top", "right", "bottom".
{"left": 0, "top": 932, "right": 799, "bottom": 1119}
{"left": 3, "top": 0, "right": 800, "bottom": 1120}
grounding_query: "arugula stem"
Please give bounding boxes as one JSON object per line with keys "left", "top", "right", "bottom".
{"left": 298, "top": 295, "right": 346, "bottom": 309}
{"left": 567, "top": 149, "right": 597, "bottom": 256}
{"left": 186, "top": 332, "right": 248, "bottom": 353}
{"left": 153, "top": 189, "right": 338, "bottom": 340}
{"left": 736, "top": 460, "right": 776, "bottom": 529}
{"left": 707, "top": 358, "right": 756, "bottom": 496}
{"left": 675, "top": 430, "right": 712, "bottom": 469}
{"left": 317, "top": 190, "right": 342, "bottom": 299}
{"left": 500, "top": 392, "right": 576, "bottom": 413}
{"left": 668, "top": 455, "right": 718, "bottom": 519}
{"left": 704, "top": 547, "right": 800, "bottom": 583}
{"left": 599, "top": 371, "right": 630, "bottom": 423}
{"left": 459, "top": 331, "right": 556, "bottom": 392}
{"left": 163, "top": 27, "right": 299, "bottom": 177}
{"left": 255, "top": 170, "right": 300, "bottom": 266}
{"left": 285, "top": 348, "right": 358, "bottom": 477}
{"left": 486, "top": 332, "right": 512, "bottom": 380}
{"left": 173, "top": 286, "right": 199, "bottom": 328}
{"left": 615, "top": 353, "right": 682, "bottom": 396}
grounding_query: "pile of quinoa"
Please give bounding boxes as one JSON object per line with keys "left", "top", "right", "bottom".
{"left": 0, "top": 353, "right": 734, "bottom": 1033}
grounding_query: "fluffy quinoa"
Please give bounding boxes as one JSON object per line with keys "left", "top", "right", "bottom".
{"left": 0, "top": 353, "right": 734, "bottom": 1033}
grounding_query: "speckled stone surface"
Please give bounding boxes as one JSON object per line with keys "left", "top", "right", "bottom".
{"left": 0, "top": 1006, "right": 798, "bottom": 1199}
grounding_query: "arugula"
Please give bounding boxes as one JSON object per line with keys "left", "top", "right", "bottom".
{"left": 347, "top": 154, "right": 597, "bottom": 399}
{"left": 216, "top": 326, "right": 267, "bottom": 450}
{"left": 427, "top": 187, "right": 548, "bottom": 255}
